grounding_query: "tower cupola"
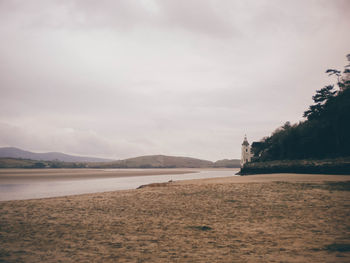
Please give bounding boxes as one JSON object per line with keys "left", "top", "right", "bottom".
{"left": 241, "top": 135, "right": 252, "bottom": 167}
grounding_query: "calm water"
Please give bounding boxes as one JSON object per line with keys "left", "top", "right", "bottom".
{"left": 0, "top": 169, "right": 239, "bottom": 201}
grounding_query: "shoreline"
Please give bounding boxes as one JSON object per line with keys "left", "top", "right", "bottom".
{"left": 1, "top": 172, "right": 349, "bottom": 262}
{"left": 0, "top": 168, "right": 239, "bottom": 202}
{"left": 0, "top": 168, "right": 202, "bottom": 183}
{"left": 0, "top": 172, "right": 348, "bottom": 203}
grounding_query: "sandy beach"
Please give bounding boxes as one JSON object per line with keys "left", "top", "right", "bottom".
{"left": 0, "top": 172, "right": 349, "bottom": 262}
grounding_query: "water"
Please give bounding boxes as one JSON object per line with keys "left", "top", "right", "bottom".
{"left": 0, "top": 169, "right": 239, "bottom": 201}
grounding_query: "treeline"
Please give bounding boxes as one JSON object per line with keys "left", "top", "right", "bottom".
{"left": 252, "top": 54, "right": 350, "bottom": 161}
{"left": 0, "top": 158, "right": 87, "bottom": 169}
{"left": 240, "top": 158, "right": 350, "bottom": 175}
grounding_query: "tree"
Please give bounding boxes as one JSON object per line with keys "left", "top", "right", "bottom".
{"left": 340, "top": 54, "right": 350, "bottom": 91}
{"left": 326, "top": 54, "right": 350, "bottom": 91}
{"left": 303, "top": 85, "right": 336, "bottom": 120}
{"left": 282, "top": 121, "right": 291, "bottom": 130}
{"left": 254, "top": 54, "right": 350, "bottom": 161}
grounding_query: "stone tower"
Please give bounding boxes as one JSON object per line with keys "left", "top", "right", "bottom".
{"left": 241, "top": 135, "right": 252, "bottom": 167}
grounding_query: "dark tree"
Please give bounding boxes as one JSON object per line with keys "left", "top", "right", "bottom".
{"left": 254, "top": 54, "right": 350, "bottom": 161}
{"left": 303, "top": 85, "right": 336, "bottom": 120}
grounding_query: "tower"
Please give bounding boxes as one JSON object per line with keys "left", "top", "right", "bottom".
{"left": 241, "top": 135, "right": 252, "bottom": 167}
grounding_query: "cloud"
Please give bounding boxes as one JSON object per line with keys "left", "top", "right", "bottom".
{"left": 0, "top": 122, "right": 152, "bottom": 159}
{"left": 0, "top": 0, "right": 349, "bottom": 160}
{"left": 154, "top": 0, "right": 238, "bottom": 38}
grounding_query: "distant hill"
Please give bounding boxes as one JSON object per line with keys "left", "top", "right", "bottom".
{"left": 90, "top": 155, "right": 241, "bottom": 168}
{"left": 0, "top": 147, "right": 114, "bottom": 163}
{"left": 89, "top": 155, "right": 214, "bottom": 168}
{"left": 0, "top": 147, "right": 241, "bottom": 168}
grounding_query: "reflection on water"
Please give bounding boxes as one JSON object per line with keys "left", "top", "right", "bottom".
{"left": 0, "top": 169, "right": 239, "bottom": 201}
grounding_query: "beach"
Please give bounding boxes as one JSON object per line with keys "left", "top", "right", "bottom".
{"left": 0, "top": 172, "right": 349, "bottom": 262}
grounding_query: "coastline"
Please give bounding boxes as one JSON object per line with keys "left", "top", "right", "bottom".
{"left": 0, "top": 168, "right": 199, "bottom": 183}
{"left": 1, "top": 173, "right": 350, "bottom": 262}
{"left": 0, "top": 168, "right": 239, "bottom": 201}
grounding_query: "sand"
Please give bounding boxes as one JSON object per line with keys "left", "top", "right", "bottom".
{"left": 0, "top": 172, "right": 349, "bottom": 262}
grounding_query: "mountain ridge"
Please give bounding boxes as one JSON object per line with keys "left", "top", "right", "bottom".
{"left": 91, "top": 154, "right": 213, "bottom": 168}
{"left": 0, "top": 147, "right": 114, "bottom": 163}
{"left": 0, "top": 147, "right": 240, "bottom": 168}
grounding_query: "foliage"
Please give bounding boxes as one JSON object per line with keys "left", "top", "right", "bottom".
{"left": 0, "top": 158, "right": 87, "bottom": 169}
{"left": 240, "top": 157, "right": 350, "bottom": 175}
{"left": 303, "top": 85, "right": 336, "bottom": 120}
{"left": 32, "top": 162, "right": 46, "bottom": 168}
{"left": 252, "top": 54, "right": 350, "bottom": 161}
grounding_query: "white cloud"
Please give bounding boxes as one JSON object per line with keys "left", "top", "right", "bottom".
{"left": 0, "top": 0, "right": 349, "bottom": 160}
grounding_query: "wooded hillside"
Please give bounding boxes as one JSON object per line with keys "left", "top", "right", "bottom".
{"left": 252, "top": 54, "right": 350, "bottom": 161}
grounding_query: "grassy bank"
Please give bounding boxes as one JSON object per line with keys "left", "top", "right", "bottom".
{"left": 240, "top": 157, "right": 350, "bottom": 175}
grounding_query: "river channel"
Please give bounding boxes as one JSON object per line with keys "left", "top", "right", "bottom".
{"left": 0, "top": 169, "right": 239, "bottom": 201}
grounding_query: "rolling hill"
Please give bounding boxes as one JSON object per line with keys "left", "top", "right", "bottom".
{"left": 0, "top": 147, "right": 114, "bottom": 163}
{"left": 89, "top": 155, "right": 214, "bottom": 168}
{"left": 0, "top": 147, "right": 241, "bottom": 168}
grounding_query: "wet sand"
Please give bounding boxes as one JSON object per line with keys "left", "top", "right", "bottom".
{"left": 0, "top": 173, "right": 349, "bottom": 262}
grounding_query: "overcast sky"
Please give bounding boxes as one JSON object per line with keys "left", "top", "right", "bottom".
{"left": 0, "top": 0, "right": 349, "bottom": 161}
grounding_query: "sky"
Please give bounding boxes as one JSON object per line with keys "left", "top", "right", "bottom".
{"left": 0, "top": 0, "right": 349, "bottom": 161}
